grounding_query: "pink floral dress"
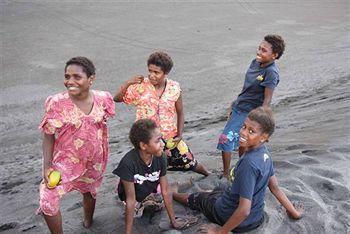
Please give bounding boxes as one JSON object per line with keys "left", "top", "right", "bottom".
{"left": 38, "top": 90, "right": 115, "bottom": 216}
{"left": 123, "top": 78, "right": 181, "bottom": 140}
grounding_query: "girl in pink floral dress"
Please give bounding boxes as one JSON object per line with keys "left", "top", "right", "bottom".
{"left": 114, "top": 51, "right": 208, "bottom": 176}
{"left": 38, "top": 57, "right": 115, "bottom": 233}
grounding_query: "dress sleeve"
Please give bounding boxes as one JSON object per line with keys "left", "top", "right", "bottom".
{"left": 104, "top": 91, "right": 115, "bottom": 119}
{"left": 167, "top": 80, "right": 182, "bottom": 101}
{"left": 123, "top": 84, "right": 141, "bottom": 105}
{"left": 38, "top": 96, "right": 63, "bottom": 135}
{"left": 261, "top": 68, "right": 279, "bottom": 88}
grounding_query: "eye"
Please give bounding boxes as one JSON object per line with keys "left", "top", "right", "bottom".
{"left": 241, "top": 124, "right": 246, "bottom": 129}
{"left": 249, "top": 129, "right": 255, "bottom": 134}
{"left": 64, "top": 75, "right": 70, "bottom": 80}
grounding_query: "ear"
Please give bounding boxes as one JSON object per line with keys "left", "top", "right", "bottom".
{"left": 260, "top": 133, "right": 269, "bottom": 143}
{"left": 272, "top": 53, "right": 278, "bottom": 60}
{"left": 139, "top": 141, "right": 147, "bottom": 151}
{"left": 88, "top": 75, "right": 95, "bottom": 85}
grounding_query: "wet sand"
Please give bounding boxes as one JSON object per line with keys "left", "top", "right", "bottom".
{"left": 1, "top": 0, "right": 350, "bottom": 233}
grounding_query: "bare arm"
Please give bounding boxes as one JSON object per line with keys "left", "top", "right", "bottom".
{"left": 122, "top": 180, "right": 137, "bottom": 234}
{"left": 218, "top": 197, "right": 251, "bottom": 234}
{"left": 262, "top": 87, "right": 274, "bottom": 107}
{"left": 113, "top": 75, "right": 144, "bottom": 102}
{"left": 42, "top": 133, "right": 55, "bottom": 183}
{"left": 174, "top": 93, "right": 184, "bottom": 143}
{"left": 268, "top": 175, "right": 303, "bottom": 219}
{"left": 160, "top": 176, "right": 177, "bottom": 227}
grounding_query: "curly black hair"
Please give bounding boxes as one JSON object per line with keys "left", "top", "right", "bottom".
{"left": 247, "top": 107, "right": 275, "bottom": 137}
{"left": 264, "top": 35, "right": 286, "bottom": 60}
{"left": 65, "top": 57, "right": 96, "bottom": 77}
{"left": 147, "top": 51, "right": 173, "bottom": 74}
{"left": 129, "top": 119, "right": 158, "bottom": 149}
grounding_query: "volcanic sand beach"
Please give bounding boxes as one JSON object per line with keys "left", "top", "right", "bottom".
{"left": 1, "top": 0, "right": 350, "bottom": 233}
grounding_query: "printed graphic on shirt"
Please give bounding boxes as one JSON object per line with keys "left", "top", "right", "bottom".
{"left": 134, "top": 171, "right": 161, "bottom": 184}
{"left": 256, "top": 74, "right": 264, "bottom": 81}
{"left": 263, "top": 153, "right": 269, "bottom": 162}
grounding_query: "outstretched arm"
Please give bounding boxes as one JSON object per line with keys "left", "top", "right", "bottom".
{"left": 160, "top": 176, "right": 177, "bottom": 227}
{"left": 122, "top": 180, "right": 137, "bottom": 234}
{"left": 113, "top": 75, "right": 144, "bottom": 102}
{"left": 268, "top": 175, "right": 303, "bottom": 219}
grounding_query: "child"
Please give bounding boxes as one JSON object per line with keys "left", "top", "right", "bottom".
{"left": 114, "top": 51, "right": 209, "bottom": 176}
{"left": 113, "top": 119, "right": 192, "bottom": 233}
{"left": 38, "top": 57, "right": 115, "bottom": 233}
{"left": 218, "top": 35, "right": 286, "bottom": 178}
{"left": 173, "top": 107, "right": 303, "bottom": 233}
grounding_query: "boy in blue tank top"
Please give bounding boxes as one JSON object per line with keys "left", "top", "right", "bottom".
{"left": 173, "top": 107, "right": 303, "bottom": 233}
{"left": 218, "top": 35, "right": 286, "bottom": 178}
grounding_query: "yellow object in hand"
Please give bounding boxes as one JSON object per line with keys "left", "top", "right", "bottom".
{"left": 166, "top": 138, "right": 176, "bottom": 150}
{"left": 48, "top": 170, "right": 61, "bottom": 188}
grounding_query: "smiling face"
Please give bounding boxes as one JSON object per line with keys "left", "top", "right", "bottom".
{"left": 141, "top": 128, "right": 165, "bottom": 157}
{"left": 148, "top": 64, "right": 166, "bottom": 87}
{"left": 256, "top": 40, "right": 278, "bottom": 67}
{"left": 239, "top": 117, "right": 268, "bottom": 151}
{"left": 64, "top": 64, "right": 93, "bottom": 98}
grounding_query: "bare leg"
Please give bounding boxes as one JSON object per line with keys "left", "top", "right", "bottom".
{"left": 173, "top": 192, "right": 190, "bottom": 206}
{"left": 43, "top": 212, "right": 63, "bottom": 234}
{"left": 194, "top": 163, "right": 210, "bottom": 176}
{"left": 222, "top": 151, "right": 232, "bottom": 178}
{"left": 82, "top": 192, "right": 95, "bottom": 228}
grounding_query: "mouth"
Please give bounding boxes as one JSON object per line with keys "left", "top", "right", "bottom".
{"left": 239, "top": 136, "right": 247, "bottom": 144}
{"left": 67, "top": 86, "right": 79, "bottom": 91}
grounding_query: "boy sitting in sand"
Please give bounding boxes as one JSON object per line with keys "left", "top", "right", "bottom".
{"left": 113, "top": 119, "right": 194, "bottom": 233}
{"left": 173, "top": 107, "right": 303, "bottom": 233}
{"left": 114, "top": 51, "right": 209, "bottom": 176}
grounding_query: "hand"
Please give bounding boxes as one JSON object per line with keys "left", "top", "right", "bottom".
{"left": 42, "top": 167, "right": 54, "bottom": 185}
{"left": 127, "top": 75, "right": 144, "bottom": 86}
{"left": 197, "top": 223, "right": 221, "bottom": 234}
{"left": 172, "top": 136, "right": 182, "bottom": 145}
{"left": 172, "top": 219, "right": 187, "bottom": 230}
{"left": 287, "top": 202, "right": 304, "bottom": 219}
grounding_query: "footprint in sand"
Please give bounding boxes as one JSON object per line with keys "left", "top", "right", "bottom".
{"left": 290, "top": 156, "right": 320, "bottom": 165}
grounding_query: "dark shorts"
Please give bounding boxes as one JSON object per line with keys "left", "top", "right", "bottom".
{"left": 164, "top": 139, "right": 198, "bottom": 171}
{"left": 217, "top": 107, "right": 248, "bottom": 152}
{"left": 188, "top": 188, "right": 264, "bottom": 233}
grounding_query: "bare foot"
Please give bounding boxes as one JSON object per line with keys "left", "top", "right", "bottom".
{"left": 83, "top": 219, "right": 92, "bottom": 229}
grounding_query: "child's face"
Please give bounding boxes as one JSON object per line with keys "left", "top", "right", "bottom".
{"left": 256, "top": 40, "right": 277, "bottom": 66}
{"left": 143, "top": 128, "right": 165, "bottom": 157}
{"left": 64, "top": 64, "right": 93, "bottom": 97}
{"left": 239, "top": 118, "right": 268, "bottom": 151}
{"left": 148, "top": 64, "right": 166, "bottom": 86}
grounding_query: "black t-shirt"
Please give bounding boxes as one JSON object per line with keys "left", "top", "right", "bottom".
{"left": 113, "top": 148, "right": 167, "bottom": 202}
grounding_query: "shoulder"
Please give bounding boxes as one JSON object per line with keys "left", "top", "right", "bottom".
{"left": 265, "top": 63, "right": 280, "bottom": 76}
{"left": 166, "top": 79, "right": 182, "bottom": 97}
{"left": 92, "top": 90, "right": 113, "bottom": 100}
{"left": 44, "top": 92, "right": 69, "bottom": 110}
{"left": 120, "top": 149, "right": 138, "bottom": 164}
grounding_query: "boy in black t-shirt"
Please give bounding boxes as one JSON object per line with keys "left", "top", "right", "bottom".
{"left": 113, "top": 119, "right": 187, "bottom": 233}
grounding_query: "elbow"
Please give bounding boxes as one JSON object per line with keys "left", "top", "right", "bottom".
{"left": 242, "top": 209, "right": 250, "bottom": 218}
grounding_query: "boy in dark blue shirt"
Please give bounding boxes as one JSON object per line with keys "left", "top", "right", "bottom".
{"left": 173, "top": 107, "right": 303, "bottom": 233}
{"left": 218, "top": 35, "right": 285, "bottom": 178}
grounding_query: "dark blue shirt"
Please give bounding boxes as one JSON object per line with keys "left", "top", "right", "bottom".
{"left": 214, "top": 144, "right": 274, "bottom": 228}
{"left": 234, "top": 59, "right": 279, "bottom": 112}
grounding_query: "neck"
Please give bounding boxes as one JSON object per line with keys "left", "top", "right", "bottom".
{"left": 70, "top": 90, "right": 91, "bottom": 101}
{"left": 259, "top": 60, "right": 274, "bottom": 68}
{"left": 139, "top": 150, "right": 153, "bottom": 166}
{"left": 154, "top": 79, "right": 167, "bottom": 89}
